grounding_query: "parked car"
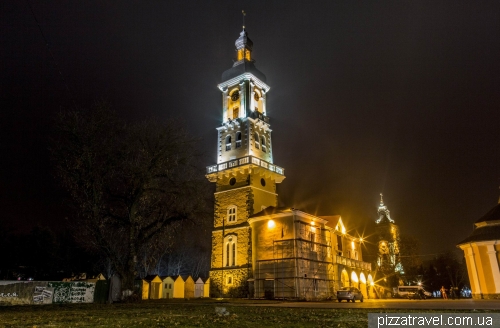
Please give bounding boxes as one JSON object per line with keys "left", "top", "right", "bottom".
{"left": 337, "top": 287, "right": 364, "bottom": 302}
{"left": 406, "top": 289, "right": 428, "bottom": 300}
{"left": 396, "top": 286, "right": 432, "bottom": 299}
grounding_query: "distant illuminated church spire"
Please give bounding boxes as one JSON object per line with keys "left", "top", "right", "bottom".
{"left": 376, "top": 193, "right": 394, "bottom": 224}
{"left": 375, "top": 193, "right": 402, "bottom": 273}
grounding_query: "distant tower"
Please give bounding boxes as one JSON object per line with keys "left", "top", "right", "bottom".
{"left": 205, "top": 25, "right": 286, "bottom": 296}
{"left": 375, "top": 194, "right": 402, "bottom": 272}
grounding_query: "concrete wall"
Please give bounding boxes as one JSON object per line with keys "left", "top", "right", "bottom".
{"left": 0, "top": 281, "right": 95, "bottom": 305}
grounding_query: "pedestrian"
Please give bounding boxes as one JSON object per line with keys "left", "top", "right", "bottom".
{"left": 449, "top": 286, "right": 455, "bottom": 299}
{"left": 440, "top": 286, "right": 447, "bottom": 299}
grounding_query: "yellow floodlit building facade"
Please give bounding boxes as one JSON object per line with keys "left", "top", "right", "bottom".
{"left": 206, "top": 27, "right": 373, "bottom": 299}
{"left": 457, "top": 201, "right": 500, "bottom": 299}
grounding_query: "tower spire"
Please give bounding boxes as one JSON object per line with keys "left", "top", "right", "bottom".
{"left": 376, "top": 193, "right": 394, "bottom": 224}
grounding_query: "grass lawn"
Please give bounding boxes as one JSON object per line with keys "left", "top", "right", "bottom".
{"left": 0, "top": 300, "right": 498, "bottom": 328}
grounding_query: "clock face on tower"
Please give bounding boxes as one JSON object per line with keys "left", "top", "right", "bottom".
{"left": 379, "top": 242, "right": 389, "bottom": 254}
{"left": 231, "top": 91, "right": 239, "bottom": 101}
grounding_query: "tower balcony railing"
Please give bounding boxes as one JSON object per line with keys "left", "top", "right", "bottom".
{"left": 206, "top": 156, "right": 284, "bottom": 175}
{"left": 249, "top": 111, "right": 270, "bottom": 124}
{"left": 334, "top": 255, "right": 372, "bottom": 271}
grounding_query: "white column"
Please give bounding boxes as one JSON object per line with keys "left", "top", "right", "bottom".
{"left": 223, "top": 89, "right": 229, "bottom": 123}
{"left": 239, "top": 81, "right": 246, "bottom": 118}
{"left": 465, "top": 244, "right": 482, "bottom": 297}
{"left": 261, "top": 89, "right": 267, "bottom": 115}
{"left": 250, "top": 82, "right": 255, "bottom": 113}
{"left": 486, "top": 243, "right": 500, "bottom": 293}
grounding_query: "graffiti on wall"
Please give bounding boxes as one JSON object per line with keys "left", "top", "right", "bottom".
{"left": 0, "top": 281, "right": 95, "bottom": 305}
{"left": 33, "top": 286, "right": 54, "bottom": 304}
{"left": 48, "top": 282, "right": 95, "bottom": 303}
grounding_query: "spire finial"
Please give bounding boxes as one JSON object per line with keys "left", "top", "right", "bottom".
{"left": 380, "top": 193, "right": 384, "bottom": 204}
{"left": 242, "top": 10, "right": 246, "bottom": 30}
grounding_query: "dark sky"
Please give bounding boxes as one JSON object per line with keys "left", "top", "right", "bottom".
{"left": 1, "top": 1, "right": 499, "bottom": 256}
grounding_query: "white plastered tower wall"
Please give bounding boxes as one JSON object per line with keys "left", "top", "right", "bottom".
{"left": 206, "top": 28, "right": 285, "bottom": 297}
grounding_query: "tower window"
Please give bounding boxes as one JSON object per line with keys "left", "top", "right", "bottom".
{"left": 232, "top": 243, "right": 236, "bottom": 266}
{"left": 225, "top": 135, "right": 231, "bottom": 151}
{"left": 230, "top": 91, "right": 239, "bottom": 101}
{"left": 224, "top": 235, "right": 237, "bottom": 268}
{"left": 236, "top": 132, "right": 242, "bottom": 148}
{"left": 254, "top": 88, "right": 263, "bottom": 113}
{"left": 233, "top": 107, "right": 239, "bottom": 120}
{"left": 261, "top": 136, "right": 266, "bottom": 152}
{"left": 227, "top": 206, "right": 237, "bottom": 222}
{"left": 237, "top": 48, "right": 251, "bottom": 61}
{"left": 254, "top": 133, "right": 259, "bottom": 149}
{"left": 310, "top": 232, "right": 316, "bottom": 251}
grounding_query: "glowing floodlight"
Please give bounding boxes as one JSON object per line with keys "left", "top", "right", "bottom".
{"left": 267, "top": 220, "right": 275, "bottom": 228}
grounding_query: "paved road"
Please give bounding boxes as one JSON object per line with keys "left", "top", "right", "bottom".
{"left": 238, "top": 299, "right": 500, "bottom": 310}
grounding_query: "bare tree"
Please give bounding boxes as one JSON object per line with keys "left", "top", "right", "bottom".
{"left": 399, "top": 234, "right": 423, "bottom": 284}
{"left": 50, "top": 102, "right": 209, "bottom": 296}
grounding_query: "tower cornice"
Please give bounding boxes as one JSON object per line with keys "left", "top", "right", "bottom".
{"left": 218, "top": 73, "right": 270, "bottom": 92}
{"left": 206, "top": 155, "right": 285, "bottom": 183}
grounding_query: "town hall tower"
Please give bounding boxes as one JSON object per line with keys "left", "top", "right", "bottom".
{"left": 206, "top": 28, "right": 285, "bottom": 296}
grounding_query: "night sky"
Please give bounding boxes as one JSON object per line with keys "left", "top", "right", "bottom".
{"left": 2, "top": 1, "right": 499, "bottom": 256}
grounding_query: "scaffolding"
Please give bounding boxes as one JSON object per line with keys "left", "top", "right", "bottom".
{"left": 254, "top": 221, "right": 336, "bottom": 300}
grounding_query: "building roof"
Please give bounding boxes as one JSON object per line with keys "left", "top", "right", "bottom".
{"left": 249, "top": 206, "right": 294, "bottom": 218}
{"left": 181, "top": 275, "right": 193, "bottom": 282}
{"left": 475, "top": 203, "right": 500, "bottom": 224}
{"left": 457, "top": 202, "right": 500, "bottom": 245}
{"left": 221, "top": 29, "right": 266, "bottom": 83}
{"left": 235, "top": 29, "right": 253, "bottom": 51}
{"left": 250, "top": 207, "right": 343, "bottom": 230}
{"left": 143, "top": 275, "right": 159, "bottom": 282}
{"left": 195, "top": 277, "right": 210, "bottom": 283}
{"left": 221, "top": 60, "right": 266, "bottom": 83}
{"left": 457, "top": 224, "right": 500, "bottom": 245}
{"left": 318, "top": 215, "right": 342, "bottom": 228}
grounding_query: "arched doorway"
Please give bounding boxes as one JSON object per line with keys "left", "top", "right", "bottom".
{"left": 367, "top": 274, "right": 376, "bottom": 299}
{"left": 350, "top": 271, "right": 359, "bottom": 288}
{"left": 359, "top": 272, "right": 367, "bottom": 298}
{"left": 341, "top": 269, "right": 349, "bottom": 288}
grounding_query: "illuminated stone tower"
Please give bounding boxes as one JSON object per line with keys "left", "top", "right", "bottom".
{"left": 206, "top": 27, "right": 285, "bottom": 297}
{"left": 375, "top": 194, "right": 402, "bottom": 273}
